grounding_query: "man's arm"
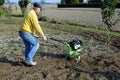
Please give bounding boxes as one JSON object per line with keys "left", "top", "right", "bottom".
{"left": 31, "top": 13, "right": 47, "bottom": 40}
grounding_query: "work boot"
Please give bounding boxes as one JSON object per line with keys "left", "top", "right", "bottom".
{"left": 24, "top": 60, "right": 37, "bottom": 66}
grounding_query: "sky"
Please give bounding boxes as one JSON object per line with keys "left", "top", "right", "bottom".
{"left": 5, "top": 0, "right": 61, "bottom": 4}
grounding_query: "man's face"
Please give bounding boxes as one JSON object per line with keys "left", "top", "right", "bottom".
{"left": 36, "top": 8, "right": 41, "bottom": 14}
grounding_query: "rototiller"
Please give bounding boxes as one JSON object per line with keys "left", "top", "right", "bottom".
{"left": 39, "top": 36, "right": 83, "bottom": 62}
{"left": 48, "top": 37, "right": 83, "bottom": 62}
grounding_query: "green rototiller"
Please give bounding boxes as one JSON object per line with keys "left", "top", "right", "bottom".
{"left": 48, "top": 37, "right": 83, "bottom": 63}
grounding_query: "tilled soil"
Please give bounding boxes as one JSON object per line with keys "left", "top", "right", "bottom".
{"left": 0, "top": 18, "right": 120, "bottom": 80}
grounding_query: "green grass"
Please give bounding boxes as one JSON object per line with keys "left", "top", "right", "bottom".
{"left": 75, "top": 25, "right": 120, "bottom": 36}
{"left": 57, "top": 23, "right": 120, "bottom": 37}
{"left": 48, "top": 18, "right": 120, "bottom": 37}
{"left": 1, "top": 16, "right": 120, "bottom": 37}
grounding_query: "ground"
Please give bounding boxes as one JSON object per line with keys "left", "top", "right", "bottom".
{"left": 0, "top": 17, "right": 120, "bottom": 80}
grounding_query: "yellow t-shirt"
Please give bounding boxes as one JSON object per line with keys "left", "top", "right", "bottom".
{"left": 20, "top": 9, "right": 44, "bottom": 36}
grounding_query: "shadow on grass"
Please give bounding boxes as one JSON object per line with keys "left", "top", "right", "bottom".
{"left": 0, "top": 56, "right": 32, "bottom": 67}
{"left": 39, "top": 52, "right": 65, "bottom": 59}
{"left": 0, "top": 56, "right": 21, "bottom": 66}
{"left": 4, "top": 40, "right": 22, "bottom": 45}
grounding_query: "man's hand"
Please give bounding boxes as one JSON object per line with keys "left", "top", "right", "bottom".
{"left": 42, "top": 35, "right": 47, "bottom": 41}
{"left": 34, "top": 34, "right": 39, "bottom": 38}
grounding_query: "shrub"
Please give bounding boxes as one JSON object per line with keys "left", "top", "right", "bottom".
{"left": 18, "top": 0, "right": 29, "bottom": 15}
{"left": 0, "top": 7, "right": 5, "bottom": 16}
{"left": 11, "top": 14, "right": 24, "bottom": 17}
{"left": 118, "top": 0, "right": 120, "bottom": 3}
{"left": 0, "top": 0, "right": 4, "bottom": 6}
{"left": 101, "top": 0, "right": 117, "bottom": 30}
{"left": 63, "top": 0, "right": 83, "bottom": 4}
{"left": 38, "top": 16, "right": 49, "bottom": 21}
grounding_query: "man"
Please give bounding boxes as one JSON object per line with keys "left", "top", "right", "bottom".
{"left": 19, "top": 2, "right": 47, "bottom": 66}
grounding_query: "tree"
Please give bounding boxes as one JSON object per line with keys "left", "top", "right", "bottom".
{"left": 18, "top": 0, "right": 29, "bottom": 15}
{"left": 61, "top": 0, "right": 65, "bottom": 4}
{"left": 79, "top": 0, "right": 83, "bottom": 3}
{"left": 117, "top": 0, "right": 120, "bottom": 2}
{"left": 65, "top": 0, "right": 72, "bottom": 4}
{"left": 101, "top": 0, "right": 117, "bottom": 31}
{"left": 101, "top": 0, "right": 117, "bottom": 49}
{"left": 0, "top": 0, "right": 4, "bottom": 6}
{"left": 71, "top": 0, "right": 80, "bottom": 4}
{"left": 62, "top": 0, "right": 82, "bottom": 4}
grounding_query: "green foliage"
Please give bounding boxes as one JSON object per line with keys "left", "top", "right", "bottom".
{"left": 19, "top": 0, "right": 29, "bottom": 8}
{"left": 11, "top": 14, "right": 24, "bottom": 17}
{"left": 61, "top": 0, "right": 65, "bottom": 4}
{"left": 0, "top": 0, "right": 4, "bottom": 5}
{"left": 65, "top": 0, "right": 72, "bottom": 4}
{"left": 117, "top": 0, "right": 120, "bottom": 2}
{"left": 71, "top": 0, "right": 80, "bottom": 4}
{"left": 79, "top": 0, "right": 83, "bottom": 3}
{"left": 0, "top": 7, "right": 5, "bottom": 16}
{"left": 101, "top": 0, "right": 117, "bottom": 30}
{"left": 18, "top": 0, "right": 29, "bottom": 14}
{"left": 62, "top": 0, "right": 82, "bottom": 4}
{"left": 101, "top": 0, "right": 117, "bottom": 48}
{"left": 39, "top": 16, "right": 49, "bottom": 21}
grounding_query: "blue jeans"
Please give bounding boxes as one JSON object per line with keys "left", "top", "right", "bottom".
{"left": 19, "top": 31, "right": 39, "bottom": 61}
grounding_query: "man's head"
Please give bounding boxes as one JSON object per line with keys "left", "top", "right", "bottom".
{"left": 33, "top": 2, "right": 42, "bottom": 13}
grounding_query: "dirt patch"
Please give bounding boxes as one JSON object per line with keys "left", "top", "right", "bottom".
{"left": 0, "top": 18, "right": 120, "bottom": 80}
